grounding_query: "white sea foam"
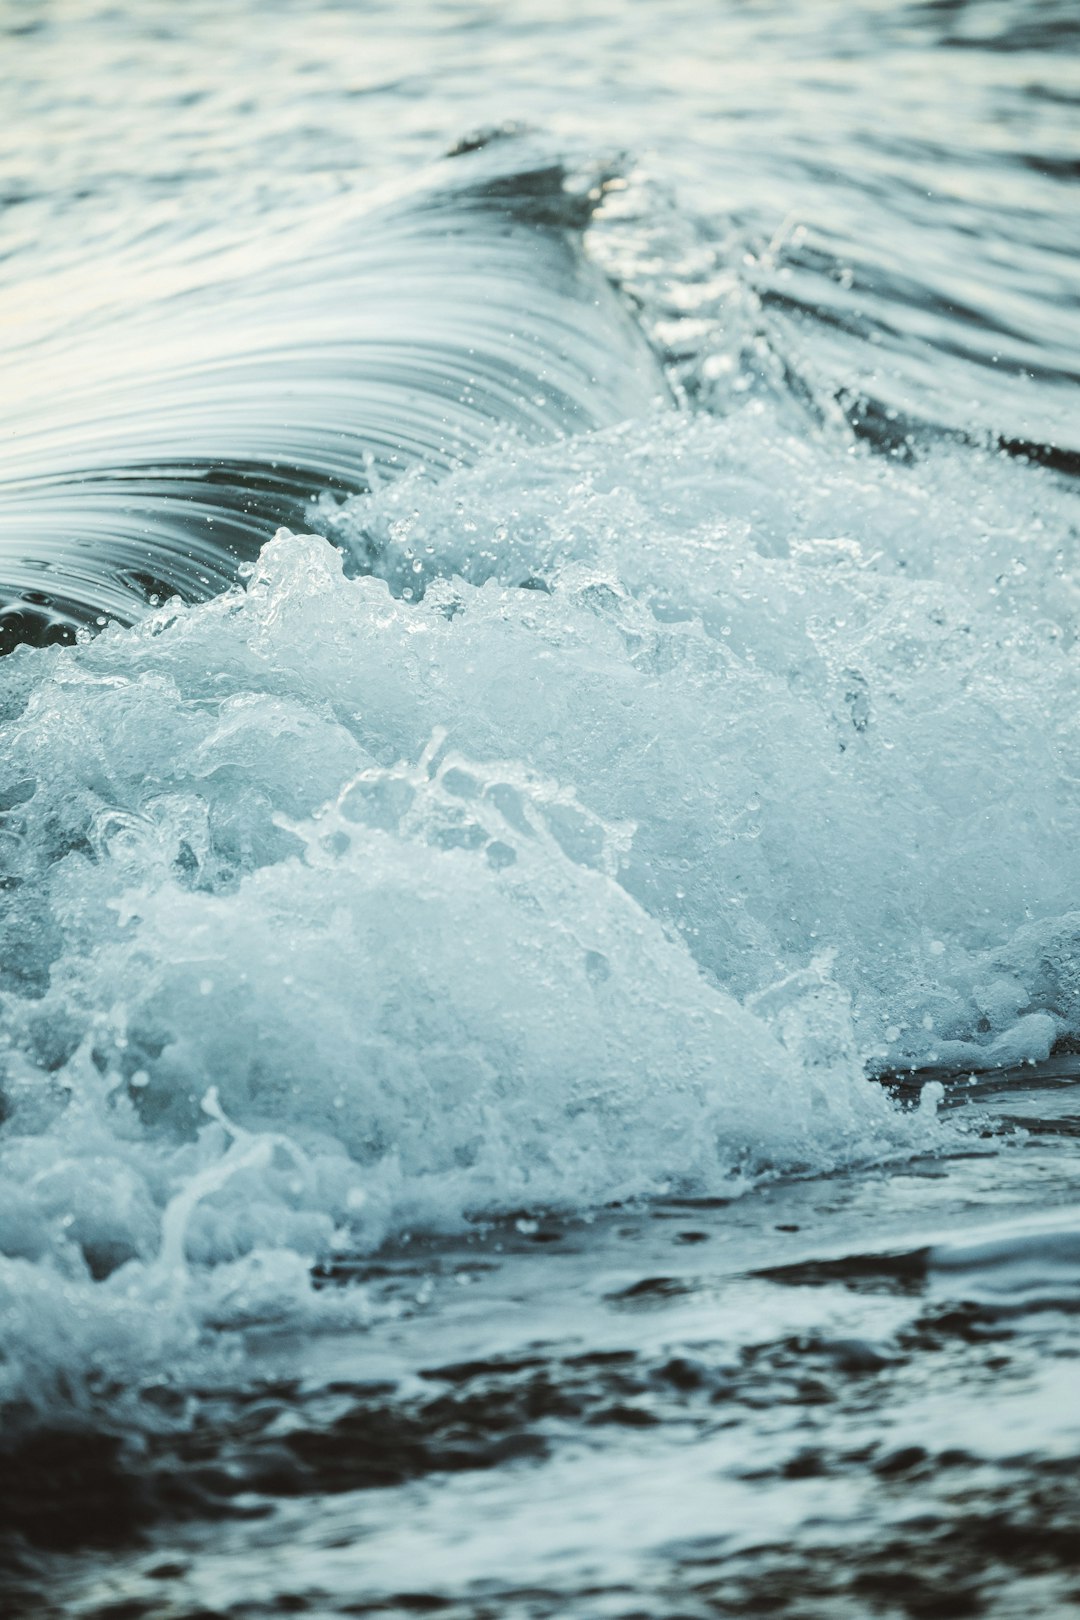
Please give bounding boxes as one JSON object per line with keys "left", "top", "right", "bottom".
{"left": 4, "top": 399, "right": 1079, "bottom": 1415}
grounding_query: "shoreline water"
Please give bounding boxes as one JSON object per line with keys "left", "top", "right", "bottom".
{"left": 3, "top": 2, "right": 1080, "bottom": 1614}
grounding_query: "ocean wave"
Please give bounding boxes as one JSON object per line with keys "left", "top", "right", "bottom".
{"left": 1, "top": 409, "right": 984, "bottom": 1419}
{"left": 0, "top": 136, "right": 665, "bottom": 649}
{"left": 2, "top": 136, "right": 1079, "bottom": 1430}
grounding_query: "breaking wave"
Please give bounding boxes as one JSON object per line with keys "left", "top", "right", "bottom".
{"left": 2, "top": 138, "right": 1079, "bottom": 1429}
{"left": 0, "top": 137, "right": 664, "bottom": 648}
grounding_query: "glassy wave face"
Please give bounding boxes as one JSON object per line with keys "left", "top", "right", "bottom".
{"left": 0, "top": 141, "right": 665, "bottom": 648}
{"left": 3, "top": 0, "right": 1080, "bottom": 1612}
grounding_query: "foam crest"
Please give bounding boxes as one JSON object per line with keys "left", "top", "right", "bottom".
{"left": 329, "top": 408, "right": 1080, "bottom": 1071}
{"left": 2, "top": 432, "right": 959, "bottom": 1413}
{"left": 8, "top": 387, "right": 1076, "bottom": 1414}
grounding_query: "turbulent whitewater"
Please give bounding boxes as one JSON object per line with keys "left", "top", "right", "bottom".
{"left": 2, "top": 2, "right": 1080, "bottom": 1615}
{"left": 5, "top": 392, "right": 1080, "bottom": 1421}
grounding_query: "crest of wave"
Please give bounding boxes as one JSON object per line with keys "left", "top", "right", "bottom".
{"left": 0, "top": 134, "right": 665, "bottom": 648}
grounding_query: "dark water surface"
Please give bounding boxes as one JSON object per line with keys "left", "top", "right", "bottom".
{"left": 2, "top": 1, "right": 1080, "bottom": 1615}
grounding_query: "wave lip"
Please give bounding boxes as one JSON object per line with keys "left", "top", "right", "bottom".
{"left": 0, "top": 137, "right": 667, "bottom": 649}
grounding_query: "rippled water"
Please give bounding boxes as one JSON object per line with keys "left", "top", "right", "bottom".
{"left": 2, "top": 1, "right": 1080, "bottom": 1616}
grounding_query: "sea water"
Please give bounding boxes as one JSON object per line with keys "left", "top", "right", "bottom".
{"left": 2, "top": 2, "right": 1080, "bottom": 1616}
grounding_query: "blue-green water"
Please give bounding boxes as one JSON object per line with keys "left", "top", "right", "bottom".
{"left": 1, "top": 2, "right": 1080, "bottom": 1615}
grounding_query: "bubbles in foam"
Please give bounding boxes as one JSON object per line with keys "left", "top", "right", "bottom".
{"left": 9, "top": 397, "right": 1078, "bottom": 1417}
{"left": 329, "top": 407, "right": 1080, "bottom": 1070}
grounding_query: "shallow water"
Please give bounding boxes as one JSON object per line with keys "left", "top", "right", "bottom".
{"left": 2, "top": 1, "right": 1080, "bottom": 1615}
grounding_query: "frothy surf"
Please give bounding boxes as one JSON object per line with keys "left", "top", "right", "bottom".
{"left": 2, "top": 134, "right": 1080, "bottom": 1436}
{"left": 5, "top": 383, "right": 1080, "bottom": 1424}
